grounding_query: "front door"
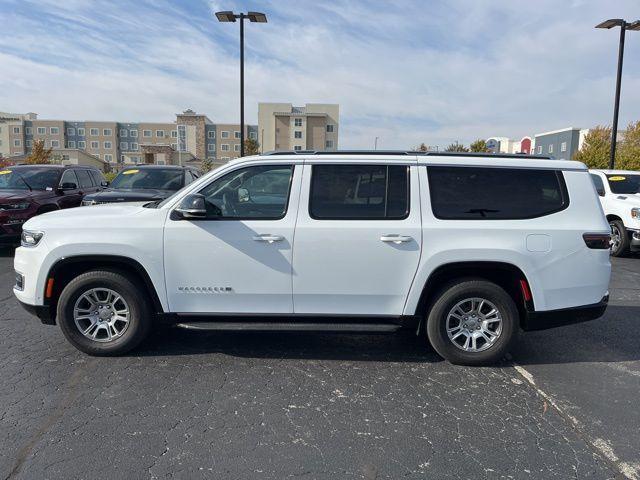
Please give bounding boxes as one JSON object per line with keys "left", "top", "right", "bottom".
{"left": 292, "top": 162, "right": 422, "bottom": 315}
{"left": 163, "top": 162, "right": 301, "bottom": 314}
{"left": 57, "top": 169, "right": 83, "bottom": 209}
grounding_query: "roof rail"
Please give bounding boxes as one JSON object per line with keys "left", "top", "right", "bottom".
{"left": 261, "top": 150, "right": 553, "bottom": 160}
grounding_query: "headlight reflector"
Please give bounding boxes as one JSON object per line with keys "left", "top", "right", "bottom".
{"left": 632, "top": 208, "right": 640, "bottom": 219}
{"left": 21, "top": 230, "right": 44, "bottom": 247}
{"left": 0, "top": 202, "right": 30, "bottom": 211}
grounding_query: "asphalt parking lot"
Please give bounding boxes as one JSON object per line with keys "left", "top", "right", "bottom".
{"left": 1, "top": 249, "right": 639, "bottom": 480}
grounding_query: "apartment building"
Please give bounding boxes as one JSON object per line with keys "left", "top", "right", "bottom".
{"left": 258, "top": 103, "right": 339, "bottom": 153}
{"left": 4, "top": 109, "right": 258, "bottom": 168}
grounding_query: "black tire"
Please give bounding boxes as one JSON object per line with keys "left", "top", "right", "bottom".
{"left": 426, "top": 279, "right": 518, "bottom": 366}
{"left": 609, "top": 220, "right": 629, "bottom": 257}
{"left": 57, "top": 270, "right": 151, "bottom": 356}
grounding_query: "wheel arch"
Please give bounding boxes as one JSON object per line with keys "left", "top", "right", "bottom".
{"left": 606, "top": 214, "right": 622, "bottom": 223}
{"left": 411, "top": 261, "right": 533, "bottom": 332}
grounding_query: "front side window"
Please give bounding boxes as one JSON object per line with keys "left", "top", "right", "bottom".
{"left": 428, "top": 166, "right": 568, "bottom": 220}
{"left": 310, "top": 164, "right": 409, "bottom": 220}
{"left": 110, "top": 168, "right": 184, "bottom": 191}
{"left": 198, "top": 165, "right": 294, "bottom": 219}
{"left": 606, "top": 174, "right": 640, "bottom": 194}
{"left": 60, "top": 169, "right": 78, "bottom": 188}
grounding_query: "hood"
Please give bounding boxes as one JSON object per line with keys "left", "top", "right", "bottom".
{"left": 611, "top": 193, "right": 640, "bottom": 206}
{"left": 83, "top": 188, "right": 175, "bottom": 203}
{"left": 0, "top": 189, "right": 43, "bottom": 202}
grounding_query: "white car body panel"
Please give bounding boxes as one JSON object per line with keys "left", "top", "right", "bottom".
{"left": 589, "top": 169, "right": 640, "bottom": 231}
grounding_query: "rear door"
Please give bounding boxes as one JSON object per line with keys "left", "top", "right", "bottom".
{"left": 57, "top": 169, "right": 82, "bottom": 209}
{"left": 292, "top": 160, "right": 422, "bottom": 315}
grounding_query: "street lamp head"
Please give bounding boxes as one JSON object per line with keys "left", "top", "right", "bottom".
{"left": 247, "top": 11, "right": 268, "bottom": 23}
{"left": 627, "top": 20, "right": 640, "bottom": 31}
{"left": 215, "top": 11, "right": 237, "bottom": 22}
{"left": 595, "top": 19, "right": 625, "bottom": 29}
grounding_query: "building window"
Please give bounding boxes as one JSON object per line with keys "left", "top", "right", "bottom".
{"left": 156, "top": 130, "right": 164, "bottom": 137}
{"left": 13, "top": 139, "right": 21, "bottom": 147}
{"left": 103, "top": 128, "right": 112, "bottom": 136}
{"left": 234, "top": 144, "right": 240, "bottom": 152}
{"left": 77, "top": 128, "right": 85, "bottom": 136}
{"left": 90, "top": 128, "right": 99, "bottom": 136}
{"left": 25, "top": 127, "right": 33, "bottom": 135}
{"left": 294, "top": 118, "right": 303, "bottom": 127}
{"left": 548, "top": 144, "right": 553, "bottom": 154}
{"left": 120, "top": 129, "right": 128, "bottom": 137}
{"left": 294, "top": 145, "right": 302, "bottom": 151}
{"left": 325, "top": 140, "right": 334, "bottom": 149}
{"left": 51, "top": 127, "right": 60, "bottom": 135}
{"left": 131, "top": 142, "right": 138, "bottom": 151}
{"left": 67, "top": 127, "right": 75, "bottom": 136}
{"left": 143, "top": 130, "right": 152, "bottom": 137}
{"left": 208, "top": 131, "right": 216, "bottom": 139}
{"left": 208, "top": 144, "right": 216, "bottom": 152}
{"left": 221, "top": 157, "right": 230, "bottom": 161}
{"left": 171, "top": 143, "right": 177, "bottom": 150}
{"left": 51, "top": 140, "right": 60, "bottom": 148}
{"left": 37, "top": 127, "right": 46, "bottom": 135}
{"left": 171, "top": 130, "right": 178, "bottom": 138}
{"left": 68, "top": 141, "right": 76, "bottom": 148}
{"left": 104, "top": 154, "right": 113, "bottom": 162}
{"left": 561, "top": 142, "right": 567, "bottom": 152}
{"left": 537, "top": 145, "right": 542, "bottom": 154}
{"left": 26, "top": 140, "right": 33, "bottom": 147}
{"left": 234, "top": 131, "right": 241, "bottom": 139}
{"left": 294, "top": 131, "right": 302, "bottom": 139}
{"left": 120, "top": 142, "right": 128, "bottom": 150}
{"left": 78, "top": 141, "right": 86, "bottom": 149}
{"left": 130, "top": 130, "right": 138, "bottom": 137}
{"left": 91, "top": 141, "right": 99, "bottom": 149}
{"left": 221, "top": 144, "right": 230, "bottom": 151}
{"left": 95, "top": 154, "right": 100, "bottom": 159}
{"left": 326, "top": 124, "right": 334, "bottom": 133}
{"left": 12, "top": 126, "right": 21, "bottom": 134}
{"left": 221, "top": 131, "right": 229, "bottom": 139}
{"left": 131, "top": 156, "right": 140, "bottom": 162}
{"left": 104, "top": 141, "right": 112, "bottom": 149}
{"left": 249, "top": 131, "right": 257, "bottom": 140}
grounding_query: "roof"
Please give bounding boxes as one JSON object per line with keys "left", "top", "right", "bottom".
{"left": 590, "top": 169, "right": 640, "bottom": 175}
{"left": 121, "top": 164, "right": 194, "bottom": 170}
{"left": 534, "top": 127, "right": 581, "bottom": 137}
{"left": 262, "top": 150, "right": 553, "bottom": 160}
{"left": 8, "top": 164, "right": 100, "bottom": 170}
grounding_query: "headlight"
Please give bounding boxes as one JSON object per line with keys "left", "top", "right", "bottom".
{"left": 632, "top": 208, "right": 640, "bottom": 219}
{"left": 21, "top": 230, "right": 44, "bottom": 248}
{"left": 82, "top": 199, "right": 96, "bottom": 206}
{"left": 0, "top": 202, "right": 30, "bottom": 211}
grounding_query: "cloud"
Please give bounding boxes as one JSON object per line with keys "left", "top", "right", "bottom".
{"left": 0, "top": 0, "right": 639, "bottom": 149}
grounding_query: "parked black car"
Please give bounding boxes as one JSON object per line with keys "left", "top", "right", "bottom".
{"left": 81, "top": 165, "right": 201, "bottom": 206}
{"left": 0, "top": 164, "right": 105, "bottom": 244}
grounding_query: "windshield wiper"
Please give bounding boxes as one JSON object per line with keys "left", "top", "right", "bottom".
{"left": 143, "top": 199, "right": 162, "bottom": 209}
{"left": 15, "top": 173, "right": 32, "bottom": 191}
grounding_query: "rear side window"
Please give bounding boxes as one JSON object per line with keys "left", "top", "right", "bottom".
{"left": 75, "top": 169, "right": 94, "bottom": 189}
{"left": 428, "top": 166, "right": 568, "bottom": 220}
{"left": 89, "top": 170, "right": 104, "bottom": 185}
{"left": 310, "top": 164, "right": 409, "bottom": 219}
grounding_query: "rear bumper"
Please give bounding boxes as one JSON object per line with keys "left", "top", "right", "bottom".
{"left": 522, "top": 295, "right": 608, "bottom": 331}
{"left": 17, "top": 299, "right": 55, "bottom": 325}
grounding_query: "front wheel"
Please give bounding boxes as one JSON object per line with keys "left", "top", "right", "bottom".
{"left": 57, "top": 270, "right": 152, "bottom": 356}
{"left": 426, "top": 279, "right": 518, "bottom": 366}
{"left": 609, "top": 220, "right": 629, "bottom": 257}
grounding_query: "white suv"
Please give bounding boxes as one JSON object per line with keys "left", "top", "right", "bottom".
{"left": 589, "top": 169, "right": 640, "bottom": 257}
{"left": 14, "top": 152, "right": 611, "bottom": 365}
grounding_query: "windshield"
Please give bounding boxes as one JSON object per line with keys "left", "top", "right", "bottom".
{"left": 607, "top": 174, "right": 640, "bottom": 194}
{"left": 110, "top": 168, "right": 183, "bottom": 191}
{"left": 0, "top": 167, "right": 59, "bottom": 190}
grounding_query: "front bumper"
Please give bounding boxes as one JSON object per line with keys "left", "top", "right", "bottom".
{"left": 630, "top": 230, "right": 640, "bottom": 251}
{"left": 521, "top": 295, "right": 608, "bottom": 331}
{"left": 17, "top": 299, "right": 55, "bottom": 325}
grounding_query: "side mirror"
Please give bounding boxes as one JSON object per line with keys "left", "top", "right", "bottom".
{"left": 59, "top": 182, "right": 78, "bottom": 191}
{"left": 101, "top": 181, "right": 110, "bottom": 187}
{"left": 173, "top": 193, "right": 208, "bottom": 219}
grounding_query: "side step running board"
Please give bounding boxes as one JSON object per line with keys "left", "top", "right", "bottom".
{"left": 176, "top": 322, "right": 401, "bottom": 333}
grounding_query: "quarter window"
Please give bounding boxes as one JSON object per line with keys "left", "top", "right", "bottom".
{"left": 310, "top": 164, "right": 409, "bottom": 220}
{"left": 428, "top": 166, "right": 568, "bottom": 220}
{"left": 198, "top": 165, "right": 294, "bottom": 219}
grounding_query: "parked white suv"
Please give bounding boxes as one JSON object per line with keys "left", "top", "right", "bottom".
{"left": 589, "top": 169, "right": 640, "bottom": 257}
{"left": 14, "top": 152, "right": 611, "bottom": 365}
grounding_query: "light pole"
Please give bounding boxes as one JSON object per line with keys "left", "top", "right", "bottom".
{"left": 215, "top": 10, "right": 267, "bottom": 158}
{"left": 596, "top": 19, "right": 640, "bottom": 169}
{"left": 374, "top": 136, "right": 379, "bottom": 150}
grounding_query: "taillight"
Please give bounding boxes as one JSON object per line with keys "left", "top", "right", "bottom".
{"left": 583, "top": 233, "right": 611, "bottom": 249}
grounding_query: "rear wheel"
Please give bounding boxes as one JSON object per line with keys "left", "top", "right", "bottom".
{"left": 609, "top": 220, "right": 629, "bottom": 257}
{"left": 426, "top": 279, "right": 518, "bottom": 366}
{"left": 57, "top": 270, "right": 151, "bottom": 356}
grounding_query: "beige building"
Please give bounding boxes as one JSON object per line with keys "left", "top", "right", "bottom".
{"left": 258, "top": 103, "right": 339, "bottom": 153}
{"left": 0, "top": 112, "right": 37, "bottom": 157}
{"left": 51, "top": 148, "right": 109, "bottom": 171}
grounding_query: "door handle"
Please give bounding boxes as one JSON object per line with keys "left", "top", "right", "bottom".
{"left": 380, "top": 234, "right": 412, "bottom": 244}
{"left": 253, "top": 234, "right": 284, "bottom": 243}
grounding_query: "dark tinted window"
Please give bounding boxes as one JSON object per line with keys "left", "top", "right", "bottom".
{"left": 199, "top": 165, "right": 293, "bottom": 219}
{"left": 89, "top": 170, "right": 104, "bottom": 186}
{"left": 59, "top": 169, "right": 78, "bottom": 188}
{"left": 606, "top": 174, "right": 640, "bottom": 194}
{"left": 428, "top": 166, "right": 568, "bottom": 220}
{"left": 590, "top": 173, "right": 605, "bottom": 196}
{"left": 0, "top": 167, "right": 60, "bottom": 190}
{"left": 110, "top": 168, "right": 184, "bottom": 190}
{"left": 310, "top": 164, "right": 409, "bottom": 219}
{"left": 76, "top": 169, "right": 93, "bottom": 189}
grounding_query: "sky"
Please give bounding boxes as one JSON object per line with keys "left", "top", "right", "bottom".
{"left": 0, "top": 0, "right": 639, "bottom": 150}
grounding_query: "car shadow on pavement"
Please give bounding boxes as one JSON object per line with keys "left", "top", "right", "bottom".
{"left": 135, "top": 328, "right": 444, "bottom": 363}
{"left": 512, "top": 305, "right": 640, "bottom": 365}
{"left": 0, "top": 247, "right": 15, "bottom": 258}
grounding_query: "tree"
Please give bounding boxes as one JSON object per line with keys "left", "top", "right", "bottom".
{"left": 201, "top": 157, "right": 214, "bottom": 173}
{"left": 618, "top": 121, "right": 640, "bottom": 171}
{"left": 25, "top": 139, "right": 52, "bottom": 165}
{"left": 414, "top": 142, "right": 429, "bottom": 152}
{"left": 445, "top": 142, "right": 468, "bottom": 152}
{"left": 469, "top": 139, "right": 488, "bottom": 152}
{"left": 0, "top": 155, "right": 11, "bottom": 169}
{"left": 244, "top": 138, "right": 260, "bottom": 156}
{"left": 573, "top": 126, "right": 611, "bottom": 169}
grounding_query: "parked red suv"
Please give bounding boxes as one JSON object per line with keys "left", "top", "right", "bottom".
{"left": 0, "top": 165, "right": 106, "bottom": 245}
